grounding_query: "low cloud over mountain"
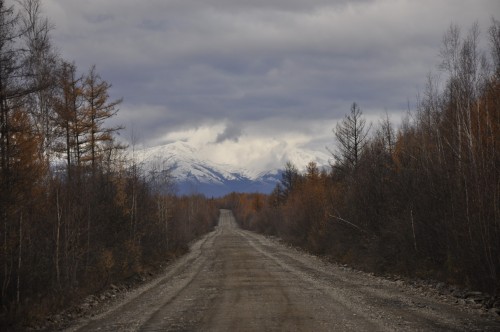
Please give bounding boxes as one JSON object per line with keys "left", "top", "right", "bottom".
{"left": 134, "top": 141, "right": 330, "bottom": 196}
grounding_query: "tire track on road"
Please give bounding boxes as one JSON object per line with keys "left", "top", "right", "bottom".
{"left": 67, "top": 222, "right": 221, "bottom": 332}
{"left": 64, "top": 210, "right": 500, "bottom": 331}
{"left": 240, "top": 228, "right": 499, "bottom": 331}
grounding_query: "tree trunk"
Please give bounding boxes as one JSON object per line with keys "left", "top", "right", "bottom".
{"left": 56, "top": 188, "right": 61, "bottom": 287}
{"left": 16, "top": 213, "right": 22, "bottom": 305}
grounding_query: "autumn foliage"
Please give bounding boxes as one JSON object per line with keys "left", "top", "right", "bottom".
{"left": 0, "top": 1, "right": 218, "bottom": 328}
{"left": 231, "top": 21, "right": 500, "bottom": 295}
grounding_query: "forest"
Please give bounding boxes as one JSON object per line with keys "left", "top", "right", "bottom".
{"left": 0, "top": 0, "right": 218, "bottom": 328}
{"left": 1, "top": 0, "right": 499, "bottom": 328}
{"left": 226, "top": 19, "right": 500, "bottom": 296}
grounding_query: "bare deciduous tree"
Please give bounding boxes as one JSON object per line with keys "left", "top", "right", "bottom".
{"left": 331, "top": 102, "right": 371, "bottom": 174}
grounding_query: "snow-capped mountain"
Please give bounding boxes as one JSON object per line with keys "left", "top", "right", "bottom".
{"left": 133, "top": 141, "right": 330, "bottom": 197}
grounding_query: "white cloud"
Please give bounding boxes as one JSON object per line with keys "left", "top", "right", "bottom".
{"left": 145, "top": 120, "right": 335, "bottom": 171}
{"left": 157, "top": 124, "right": 224, "bottom": 146}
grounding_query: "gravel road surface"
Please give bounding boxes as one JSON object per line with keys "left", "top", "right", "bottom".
{"left": 66, "top": 210, "right": 500, "bottom": 331}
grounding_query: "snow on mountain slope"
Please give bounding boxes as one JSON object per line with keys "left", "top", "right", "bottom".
{"left": 278, "top": 148, "right": 331, "bottom": 171}
{"left": 133, "top": 141, "right": 330, "bottom": 196}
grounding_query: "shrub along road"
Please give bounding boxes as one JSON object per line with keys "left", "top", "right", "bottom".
{"left": 65, "top": 210, "right": 500, "bottom": 331}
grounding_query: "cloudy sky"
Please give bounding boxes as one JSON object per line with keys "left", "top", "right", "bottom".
{"left": 42, "top": 0, "right": 498, "bottom": 170}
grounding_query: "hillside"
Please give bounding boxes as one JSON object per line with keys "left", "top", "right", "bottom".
{"left": 133, "top": 141, "right": 330, "bottom": 196}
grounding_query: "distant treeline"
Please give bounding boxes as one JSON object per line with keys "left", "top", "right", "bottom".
{"left": 0, "top": 1, "right": 218, "bottom": 328}
{"left": 224, "top": 20, "right": 500, "bottom": 295}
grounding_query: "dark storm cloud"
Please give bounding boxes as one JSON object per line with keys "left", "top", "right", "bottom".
{"left": 215, "top": 123, "right": 242, "bottom": 143}
{"left": 44, "top": 0, "right": 499, "bottom": 152}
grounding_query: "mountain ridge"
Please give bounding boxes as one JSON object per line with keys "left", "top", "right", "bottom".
{"left": 133, "top": 141, "right": 330, "bottom": 196}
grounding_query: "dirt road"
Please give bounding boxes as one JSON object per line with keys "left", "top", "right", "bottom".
{"left": 66, "top": 210, "right": 500, "bottom": 331}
